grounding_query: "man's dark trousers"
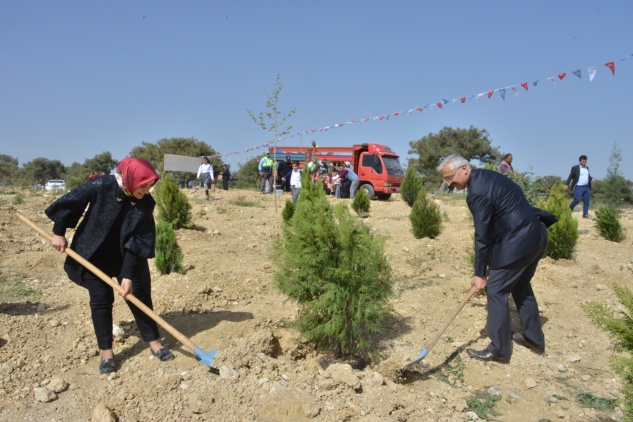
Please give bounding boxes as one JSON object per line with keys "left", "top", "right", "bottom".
{"left": 570, "top": 185, "right": 590, "bottom": 217}
{"left": 485, "top": 235, "right": 547, "bottom": 357}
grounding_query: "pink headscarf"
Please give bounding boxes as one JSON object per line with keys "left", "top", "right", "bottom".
{"left": 116, "top": 158, "right": 159, "bottom": 195}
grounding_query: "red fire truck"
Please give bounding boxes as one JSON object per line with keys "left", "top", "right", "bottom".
{"left": 269, "top": 143, "right": 404, "bottom": 200}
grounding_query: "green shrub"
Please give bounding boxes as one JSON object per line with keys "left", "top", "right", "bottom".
{"left": 12, "top": 193, "right": 24, "bottom": 205}
{"left": 154, "top": 172, "right": 192, "bottom": 229}
{"left": 273, "top": 168, "right": 394, "bottom": 359}
{"left": 539, "top": 184, "right": 578, "bottom": 259}
{"left": 583, "top": 284, "right": 633, "bottom": 418}
{"left": 409, "top": 189, "right": 442, "bottom": 239}
{"left": 401, "top": 165, "right": 423, "bottom": 207}
{"left": 351, "top": 187, "right": 370, "bottom": 217}
{"left": 155, "top": 221, "right": 185, "bottom": 275}
{"left": 595, "top": 206, "right": 625, "bottom": 242}
{"left": 281, "top": 198, "right": 295, "bottom": 222}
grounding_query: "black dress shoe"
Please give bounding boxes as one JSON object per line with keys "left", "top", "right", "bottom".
{"left": 512, "top": 333, "right": 545, "bottom": 353}
{"left": 466, "top": 348, "right": 510, "bottom": 363}
{"left": 99, "top": 358, "right": 116, "bottom": 374}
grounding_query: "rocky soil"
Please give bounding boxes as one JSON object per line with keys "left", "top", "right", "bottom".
{"left": 1, "top": 187, "right": 632, "bottom": 421}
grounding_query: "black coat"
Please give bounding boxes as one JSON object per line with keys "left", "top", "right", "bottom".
{"left": 467, "top": 169, "right": 548, "bottom": 277}
{"left": 565, "top": 164, "right": 593, "bottom": 190}
{"left": 45, "top": 175, "right": 156, "bottom": 287}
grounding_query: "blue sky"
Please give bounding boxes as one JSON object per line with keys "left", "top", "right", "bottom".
{"left": 1, "top": 1, "right": 631, "bottom": 179}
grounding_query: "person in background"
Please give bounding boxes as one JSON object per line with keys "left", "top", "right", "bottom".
{"left": 331, "top": 166, "right": 341, "bottom": 198}
{"left": 258, "top": 152, "right": 274, "bottom": 194}
{"left": 45, "top": 158, "right": 174, "bottom": 374}
{"left": 221, "top": 164, "right": 230, "bottom": 191}
{"left": 281, "top": 160, "right": 302, "bottom": 204}
{"left": 306, "top": 156, "right": 320, "bottom": 186}
{"left": 277, "top": 155, "right": 293, "bottom": 192}
{"left": 438, "top": 154, "right": 548, "bottom": 363}
{"left": 564, "top": 154, "right": 596, "bottom": 219}
{"left": 197, "top": 156, "right": 215, "bottom": 200}
{"left": 499, "top": 154, "right": 514, "bottom": 175}
{"left": 345, "top": 162, "right": 360, "bottom": 199}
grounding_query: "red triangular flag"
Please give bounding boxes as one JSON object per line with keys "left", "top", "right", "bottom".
{"left": 521, "top": 82, "right": 528, "bottom": 91}
{"left": 436, "top": 102, "right": 443, "bottom": 109}
{"left": 460, "top": 97, "right": 466, "bottom": 103}
{"left": 558, "top": 73, "right": 566, "bottom": 80}
{"left": 604, "top": 61, "right": 615, "bottom": 75}
{"left": 487, "top": 90, "right": 494, "bottom": 98}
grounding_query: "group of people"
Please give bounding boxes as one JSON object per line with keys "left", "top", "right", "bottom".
{"left": 44, "top": 150, "right": 597, "bottom": 375}
{"left": 197, "top": 156, "right": 231, "bottom": 199}
{"left": 277, "top": 155, "right": 360, "bottom": 204}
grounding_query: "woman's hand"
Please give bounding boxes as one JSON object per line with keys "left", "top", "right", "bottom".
{"left": 119, "top": 278, "right": 133, "bottom": 298}
{"left": 51, "top": 235, "right": 68, "bottom": 253}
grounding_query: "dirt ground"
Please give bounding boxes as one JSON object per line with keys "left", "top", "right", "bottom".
{"left": 1, "top": 186, "right": 632, "bottom": 421}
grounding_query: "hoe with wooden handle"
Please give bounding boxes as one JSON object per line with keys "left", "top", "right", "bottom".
{"left": 403, "top": 286, "right": 477, "bottom": 370}
{"left": 16, "top": 211, "right": 217, "bottom": 367}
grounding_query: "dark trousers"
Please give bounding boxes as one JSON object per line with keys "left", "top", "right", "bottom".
{"left": 85, "top": 262, "right": 160, "bottom": 350}
{"left": 222, "top": 178, "right": 229, "bottom": 190}
{"left": 569, "top": 185, "right": 590, "bottom": 217}
{"left": 485, "top": 242, "right": 546, "bottom": 357}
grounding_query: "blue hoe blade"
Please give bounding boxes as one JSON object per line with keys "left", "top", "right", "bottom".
{"left": 194, "top": 347, "right": 217, "bottom": 366}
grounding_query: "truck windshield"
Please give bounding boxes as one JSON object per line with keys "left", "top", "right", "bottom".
{"left": 383, "top": 156, "right": 404, "bottom": 176}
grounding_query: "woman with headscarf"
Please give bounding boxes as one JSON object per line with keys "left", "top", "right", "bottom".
{"left": 45, "top": 157, "right": 174, "bottom": 374}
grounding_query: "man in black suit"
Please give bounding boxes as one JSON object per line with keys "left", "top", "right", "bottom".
{"left": 564, "top": 155, "right": 595, "bottom": 218}
{"left": 438, "top": 154, "right": 548, "bottom": 363}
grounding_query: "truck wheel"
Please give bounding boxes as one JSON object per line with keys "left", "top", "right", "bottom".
{"left": 361, "top": 184, "right": 375, "bottom": 199}
{"left": 377, "top": 193, "right": 391, "bottom": 200}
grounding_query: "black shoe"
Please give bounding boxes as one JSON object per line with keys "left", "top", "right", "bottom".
{"left": 466, "top": 348, "right": 510, "bottom": 363}
{"left": 512, "top": 333, "right": 545, "bottom": 353}
{"left": 99, "top": 358, "right": 116, "bottom": 374}
{"left": 151, "top": 347, "right": 175, "bottom": 362}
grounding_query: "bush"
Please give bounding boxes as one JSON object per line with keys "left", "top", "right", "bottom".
{"left": 155, "top": 221, "right": 185, "bottom": 275}
{"left": 273, "top": 168, "right": 394, "bottom": 359}
{"left": 595, "top": 206, "right": 625, "bottom": 242}
{"left": 281, "top": 198, "right": 295, "bottom": 222}
{"left": 409, "top": 189, "right": 442, "bottom": 239}
{"left": 351, "top": 187, "right": 370, "bottom": 217}
{"left": 401, "top": 165, "right": 423, "bottom": 207}
{"left": 154, "top": 172, "right": 192, "bottom": 229}
{"left": 583, "top": 284, "right": 633, "bottom": 419}
{"left": 539, "top": 184, "right": 578, "bottom": 259}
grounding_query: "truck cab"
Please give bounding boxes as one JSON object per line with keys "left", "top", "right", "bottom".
{"left": 352, "top": 143, "right": 404, "bottom": 200}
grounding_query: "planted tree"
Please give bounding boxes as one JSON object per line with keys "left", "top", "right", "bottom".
{"left": 539, "top": 184, "right": 578, "bottom": 259}
{"left": 281, "top": 198, "right": 295, "bottom": 222}
{"left": 409, "top": 189, "right": 442, "bottom": 239}
{"left": 154, "top": 172, "right": 192, "bottom": 230}
{"left": 155, "top": 221, "right": 185, "bottom": 275}
{"left": 583, "top": 284, "right": 633, "bottom": 419}
{"left": 273, "top": 168, "right": 393, "bottom": 359}
{"left": 595, "top": 206, "right": 625, "bottom": 242}
{"left": 401, "top": 165, "right": 423, "bottom": 206}
{"left": 351, "top": 187, "right": 370, "bottom": 217}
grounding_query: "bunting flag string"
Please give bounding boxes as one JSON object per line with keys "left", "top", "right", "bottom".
{"left": 209, "top": 52, "right": 632, "bottom": 160}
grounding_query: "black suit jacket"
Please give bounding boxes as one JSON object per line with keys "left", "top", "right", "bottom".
{"left": 45, "top": 175, "right": 156, "bottom": 287}
{"left": 565, "top": 164, "right": 592, "bottom": 190}
{"left": 467, "top": 169, "right": 548, "bottom": 277}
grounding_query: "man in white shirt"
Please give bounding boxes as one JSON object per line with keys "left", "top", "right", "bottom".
{"left": 564, "top": 155, "right": 596, "bottom": 218}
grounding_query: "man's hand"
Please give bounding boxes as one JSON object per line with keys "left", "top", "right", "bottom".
{"left": 119, "top": 278, "right": 133, "bottom": 298}
{"left": 51, "top": 235, "right": 68, "bottom": 253}
{"left": 471, "top": 276, "right": 487, "bottom": 293}
{"left": 563, "top": 185, "right": 569, "bottom": 191}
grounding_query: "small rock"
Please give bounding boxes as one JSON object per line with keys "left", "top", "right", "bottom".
{"left": 596, "top": 284, "right": 607, "bottom": 291}
{"left": 524, "top": 378, "right": 537, "bottom": 389}
{"left": 112, "top": 324, "right": 124, "bottom": 337}
{"left": 557, "top": 364, "right": 567, "bottom": 372}
{"left": 438, "top": 274, "right": 445, "bottom": 278}
{"left": 33, "top": 387, "right": 57, "bottom": 402}
{"left": 36, "top": 303, "right": 47, "bottom": 312}
{"left": 48, "top": 319, "right": 60, "bottom": 327}
{"left": 487, "top": 386, "right": 503, "bottom": 396}
{"left": 506, "top": 392, "right": 523, "bottom": 403}
{"left": 303, "top": 402, "right": 321, "bottom": 418}
{"left": 219, "top": 365, "right": 239, "bottom": 380}
{"left": 565, "top": 354, "right": 581, "bottom": 363}
{"left": 581, "top": 375, "right": 592, "bottom": 381}
{"left": 402, "top": 247, "right": 409, "bottom": 253}
{"left": 48, "top": 377, "right": 68, "bottom": 393}
{"left": 91, "top": 402, "right": 117, "bottom": 422}
{"left": 466, "top": 411, "right": 479, "bottom": 420}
